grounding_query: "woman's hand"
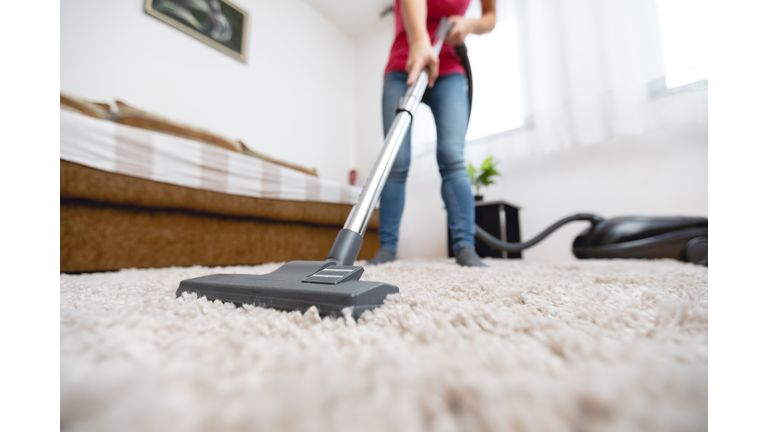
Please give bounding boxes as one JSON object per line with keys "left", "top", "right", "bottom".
{"left": 406, "top": 38, "right": 440, "bottom": 87}
{"left": 446, "top": 1, "right": 497, "bottom": 46}
{"left": 445, "top": 15, "right": 472, "bottom": 46}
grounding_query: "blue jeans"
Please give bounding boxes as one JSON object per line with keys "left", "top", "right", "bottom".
{"left": 379, "top": 71, "right": 476, "bottom": 254}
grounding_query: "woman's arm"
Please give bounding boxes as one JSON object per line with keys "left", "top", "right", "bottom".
{"left": 400, "top": 0, "right": 440, "bottom": 87}
{"left": 445, "top": 0, "right": 497, "bottom": 47}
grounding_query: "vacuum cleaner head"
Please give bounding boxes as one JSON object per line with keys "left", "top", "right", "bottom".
{"left": 177, "top": 260, "right": 399, "bottom": 319}
{"left": 572, "top": 216, "right": 708, "bottom": 265}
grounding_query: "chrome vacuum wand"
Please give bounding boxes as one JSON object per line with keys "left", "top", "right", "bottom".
{"left": 327, "top": 18, "right": 454, "bottom": 265}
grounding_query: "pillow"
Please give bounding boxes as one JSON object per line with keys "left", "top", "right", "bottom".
{"left": 115, "top": 100, "right": 319, "bottom": 177}
{"left": 60, "top": 92, "right": 112, "bottom": 120}
{"left": 115, "top": 101, "right": 243, "bottom": 153}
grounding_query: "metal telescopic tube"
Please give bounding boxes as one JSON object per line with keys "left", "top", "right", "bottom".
{"left": 342, "top": 102, "right": 420, "bottom": 237}
{"left": 343, "top": 19, "right": 452, "bottom": 237}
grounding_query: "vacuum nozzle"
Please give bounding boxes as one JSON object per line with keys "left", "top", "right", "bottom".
{"left": 327, "top": 228, "right": 364, "bottom": 266}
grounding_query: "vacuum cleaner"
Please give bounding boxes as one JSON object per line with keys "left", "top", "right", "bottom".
{"left": 176, "top": 18, "right": 457, "bottom": 319}
{"left": 177, "top": 18, "right": 707, "bottom": 319}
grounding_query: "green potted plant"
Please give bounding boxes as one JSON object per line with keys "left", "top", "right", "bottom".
{"left": 467, "top": 156, "right": 500, "bottom": 202}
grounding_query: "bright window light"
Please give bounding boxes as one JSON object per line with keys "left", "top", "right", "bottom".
{"left": 464, "top": 15, "right": 525, "bottom": 140}
{"left": 655, "top": 0, "right": 710, "bottom": 88}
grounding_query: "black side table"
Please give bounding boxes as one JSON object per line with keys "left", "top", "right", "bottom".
{"left": 448, "top": 200, "right": 522, "bottom": 259}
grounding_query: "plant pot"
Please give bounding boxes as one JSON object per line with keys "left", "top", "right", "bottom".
{"left": 474, "top": 195, "right": 483, "bottom": 202}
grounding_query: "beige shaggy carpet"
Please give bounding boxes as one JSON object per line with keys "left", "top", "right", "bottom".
{"left": 60, "top": 259, "right": 707, "bottom": 432}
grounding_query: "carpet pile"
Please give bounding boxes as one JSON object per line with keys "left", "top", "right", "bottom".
{"left": 61, "top": 259, "right": 707, "bottom": 432}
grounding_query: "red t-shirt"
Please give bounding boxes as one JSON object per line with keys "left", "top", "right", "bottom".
{"left": 384, "top": 0, "right": 471, "bottom": 77}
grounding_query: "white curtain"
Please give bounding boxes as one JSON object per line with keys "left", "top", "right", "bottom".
{"left": 464, "top": 0, "right": 707, "bottom": 156}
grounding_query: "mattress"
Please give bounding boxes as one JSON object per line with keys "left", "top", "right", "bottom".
{"left": 60, "top": 110, "right": 362, "bottom": 205}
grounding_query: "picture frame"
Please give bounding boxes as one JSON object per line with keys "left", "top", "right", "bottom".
{"left": 144, "top": 0, "right": 249, "bottom": 63}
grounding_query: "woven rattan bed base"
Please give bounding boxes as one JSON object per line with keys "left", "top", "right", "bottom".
{"left": 61, "top": 161, "right": 378, "bottom": 272}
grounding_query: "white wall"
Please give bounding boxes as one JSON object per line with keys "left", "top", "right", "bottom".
{"left": 61, "top": 0, "right": 355, "bottom": 184}
{"left": 353, "top": 17, "right": 394, "bottom": 184}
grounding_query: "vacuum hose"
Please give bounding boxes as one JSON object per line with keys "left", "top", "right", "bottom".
{"left": 454, "top": 44, "right": 473, "bottom": 118}
{"left": 475, "top": 214, "right": 604, "bottom": 252}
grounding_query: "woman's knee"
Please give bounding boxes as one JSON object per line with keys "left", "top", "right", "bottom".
{"left": 437, "top": 144, "right": 466, "bottom": 176}
{"left": 439, "top": 160, "right": 467, "bottom": 182}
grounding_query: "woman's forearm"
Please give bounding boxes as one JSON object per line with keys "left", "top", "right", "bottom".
{"left": 467, "top": 11, "right": 496, "bottom": 36}
{"left": 400, "top": 0, "right": 430, "bottom": 47}
{"left": 399, "top": 0, "right": 440, "bottom": 85}
{"left": 469, "top": 0, "right": 497, "bottom": 35}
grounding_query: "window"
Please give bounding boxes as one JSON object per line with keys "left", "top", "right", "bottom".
{"left": 655, "top": 0, "right": 710, "bottom": 88}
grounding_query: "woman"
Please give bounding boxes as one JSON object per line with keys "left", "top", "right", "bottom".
{"left": 368, "top": 0, "right": 497, "bottom": 267}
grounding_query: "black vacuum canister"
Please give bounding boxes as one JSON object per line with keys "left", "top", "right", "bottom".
{"left": 572, "top": 216, "right": 708, "bottom": 265}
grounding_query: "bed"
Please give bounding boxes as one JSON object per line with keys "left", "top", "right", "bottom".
{"left": 60, "top": 108, "right": 378, "bottom": 273}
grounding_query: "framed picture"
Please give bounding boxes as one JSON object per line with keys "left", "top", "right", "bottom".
{"left": 145, "top": 0, "right": 249, "bottom": 63}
